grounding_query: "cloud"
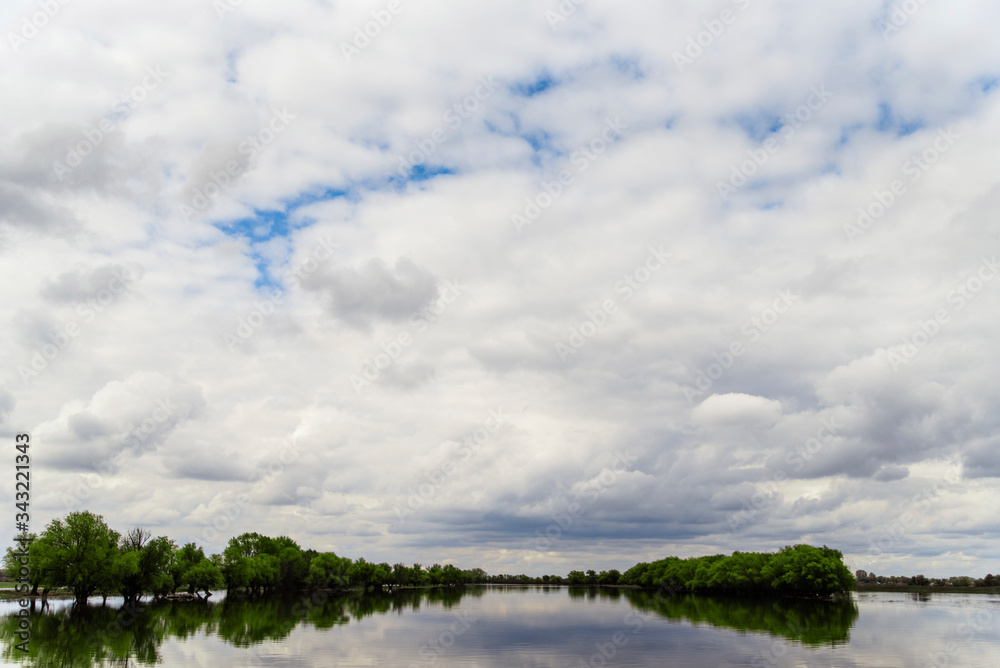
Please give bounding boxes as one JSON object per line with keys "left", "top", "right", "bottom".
{"left": 40, "top": 264, "right": 143, "bottom": 303}
{"left": 962, "top": 438, "right": 1000, "bottom": 478}
{"left": 2, "top": 0, "right": 1000, "bottom": 578}
{"left": 35, "top": 372, "right": 205, "bottom": 471}
{"left": 300, "top": 256, "right": 440, "bottom": 329}
{"left": 0, "top": 389, "right": 14, "bottom": 425}
{"left": 693, "top": 393, "right": 783, "bottom": 427}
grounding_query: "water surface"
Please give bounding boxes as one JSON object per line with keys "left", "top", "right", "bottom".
{"left": 0, "top": 586, "right": 997, "bottom": 666}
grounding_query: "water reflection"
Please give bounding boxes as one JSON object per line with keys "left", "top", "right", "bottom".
{"left": 0, "top": 587, "right": 483, "bottom": 667}
{"left": 622, "top": 589, "right": 859, "bottom": 646}
{"left": 0, "top": 586, "right": 856, "bottom": 667}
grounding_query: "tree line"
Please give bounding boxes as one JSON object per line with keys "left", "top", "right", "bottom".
{"left": 618, "top": 545, "right": 855, "bottom": 596}
{"left": 2, "top": 511, "right": 564, "bottom": 604}
{"left": 4, "top": 512, "right": 856, "bottom": 604}
{"left": 854, "top": 570, "right": 999, "bottom": 588}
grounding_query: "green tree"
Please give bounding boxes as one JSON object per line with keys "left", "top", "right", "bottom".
{"left": 116, "top": 527, "right": 176, "bottom": 603}
{"left": 371, "top": 563, "right": 392, "bottom": 590}
{"left": 2, "top": 534, "right": 40, "bottom": 595}
{"left": 171, "top": 542, "right": 207, "bottom": 593}
{"left": 349, "top": 558, "right": 376, "bottom": 590}
{"left": 185, "top": 559, "right": 225, "bottom": 596}
{"left": 223, "top": 533, "right": 277, "bottom": 594}
{"left": 597, "top": 569, "right": 621, "bottom": 585}
{"left": 308, "top": 552, "right": 351, "bottom": 588}
{"left": 247, "top": 554, "right": 280, "bottom": 593}
{"left": 37, "top": 511, "right": 121, "bottom": 604}
{"left": 277, "top": 546, "right": 307, "bottom": 589}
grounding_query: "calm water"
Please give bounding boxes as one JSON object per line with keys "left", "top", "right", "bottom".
{"left": 0, "top": 586, "right": 998, "bottom": 667}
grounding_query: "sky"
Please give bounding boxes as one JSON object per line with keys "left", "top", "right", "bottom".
{"left": 1, "top": 0, "right": 999, "bottom": 579}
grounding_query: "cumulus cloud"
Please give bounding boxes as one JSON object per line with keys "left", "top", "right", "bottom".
{"left": 40, "top": 264, "right": 144, "bottom": 303}
{"left": 693, "top": 393, "right": 783, "bottom": 427}
{"left": 1, "top": 0, "right": 999, "bottom": 577}
{"left": 35, "top": 372, "right": 204, "bottom": 471}
{"left": 300, "top": 257, "right": 440, "bottom": 330}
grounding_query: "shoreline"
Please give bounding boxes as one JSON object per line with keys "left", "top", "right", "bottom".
{"left": 5, "top": 583, "right": 997, "bottom": 604}
{"left": 855, "top": 585, "right": 1000, "bottom": 595}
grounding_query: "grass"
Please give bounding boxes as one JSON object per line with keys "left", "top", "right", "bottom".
{"left": 0, "top": 582, "right": 74, "bottom": 598}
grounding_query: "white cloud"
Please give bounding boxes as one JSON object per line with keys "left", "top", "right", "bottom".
{"left": 693, "top": 393, "right": 783, "bottom": 427}
{"left": 1, "top": 0, "right": 998, "bottom": 577}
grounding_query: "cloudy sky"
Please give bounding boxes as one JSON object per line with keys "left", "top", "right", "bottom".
{"left": 2, "top": 0, "right": 998, "bottom": 579}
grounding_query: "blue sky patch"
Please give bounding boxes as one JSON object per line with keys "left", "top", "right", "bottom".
{"left": 217, "top": 209, "right": 289, "bottom": 243}
{"left": 215, "top": 188, "right": 351, "bottom": 288}
{"left": 383, "top": 165, "right": 457, "bottom": 190}
{"left": 512, "top": 72, "right": 556, "bottom": 97}
{"left": 837, "top": 123, "right": 864, "bottom": 147}
{"left": 485, "top": 117, "right": 563, "bottom": 166}
{"left": 876, "top": 102, "right": 924, "bottom": 136}
{"left": 224, "top": 51, "right": 239, "bottom": 83}
{"left": 732, "top": 113, "right": 784, "bottom": 143}
{"left": 610, "top": 55, "right": 644, "bottom": 80}
{"left": 522, "top": 129, "right": 555, "bottom": 153}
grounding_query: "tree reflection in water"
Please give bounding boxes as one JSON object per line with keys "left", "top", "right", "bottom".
{"left": 622, "top": 588, "right": 859, "bottom": 646}
{"left": 0, "top": 585, "right": 855, "bottom": 666}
